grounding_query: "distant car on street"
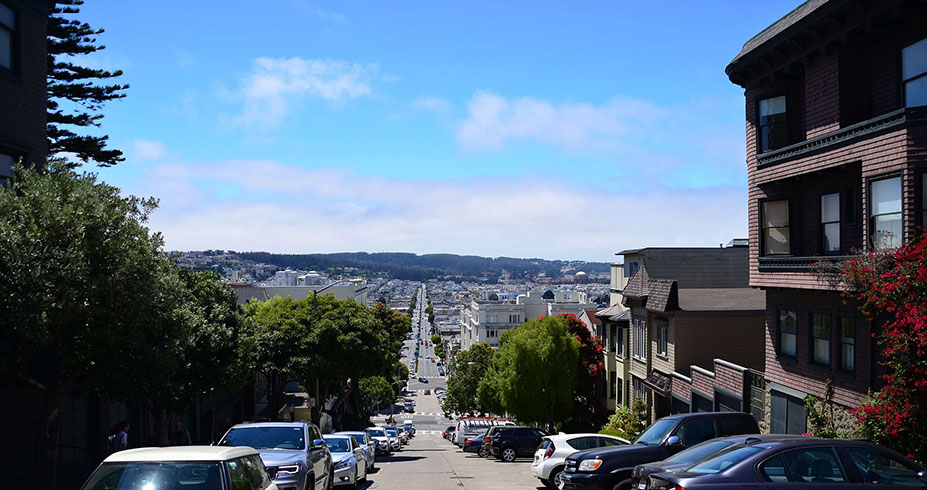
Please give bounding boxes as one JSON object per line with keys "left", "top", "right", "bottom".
{"left": 418, "top": 377, "right": 428, "bottom": 383}
{"left": 364, "top": 427, "right": 392, "bottom": 456}
{"left": 531, "top": 433, "right": 629, "bottom": 488}
{"left": 335, "top": 431, "right": 376, "bottom": 473}
{"left": 322, "top": 434, "right": 367, "bottom": 489}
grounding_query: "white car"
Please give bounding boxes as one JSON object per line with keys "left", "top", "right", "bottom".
{"left": 530, "top": 433, "right": 629, "bottom": 488}
{"left": 80, "top": 446, "right": 278, "bottom": 490}
{"left": 323, "top": 434, "right": 368, "bottom": 489}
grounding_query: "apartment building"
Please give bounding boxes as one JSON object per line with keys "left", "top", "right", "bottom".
{"left": 619, "top": 246, "right": 766, "bottom": 423}
{"left": 459, "top": 290, "right": 596, "bottom": 350}
{"left": 0, "top": 0, "right": 52, "bottom": 184}
{"left": 726, "top": 0, "right": 927, "bottom": 434}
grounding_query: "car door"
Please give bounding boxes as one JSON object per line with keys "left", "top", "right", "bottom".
{"left": 522, "top": 428, "right": 545, "bottom": 455}
{"left": 760, "top": 447, "right": 854, "bottom": 490}
{"left": 672, "top": 418, "right": 718, "bottom": 451}
{"left": 351, "top": 436, "right": 367, "bottom": 479}
{"left": 841, "top": 446, "right": 927, "bottom": 488}
{"left": 308, "top": 426, "right": 329, "bottom": 488}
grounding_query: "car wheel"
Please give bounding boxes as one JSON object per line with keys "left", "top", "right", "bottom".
{"left": 613, "top": 479, "right": 633, "bottom": 490}
{"left": 501, "top": 447, "right": 517, "bottom": 462}
{"left": 327, "top": 468, "right": 335, "bottom": 490}
{"left": 304, "top": 474, "right": 314, "bottom": 490}
{"left": 548, "top": 469, "right": 564, "bottom": 489}
{"left": 478, "top": 447, "right": 489, "bottom": 458}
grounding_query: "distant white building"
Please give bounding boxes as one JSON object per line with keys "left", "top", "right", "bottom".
{"left": 459, "top": 290, "right": 596, "bottom": 350}
{"left": 236, "top": 279, "right": 369, "bottom": 306}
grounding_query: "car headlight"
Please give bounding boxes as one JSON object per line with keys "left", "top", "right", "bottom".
{"left": 334, "top": 460, "right": 352, "bottom": 470}
{"left": 578, "top": 459, "right": 603, "bottom": 472}
{"left": 277, "top": 465, "right": 300, "bottom": 474}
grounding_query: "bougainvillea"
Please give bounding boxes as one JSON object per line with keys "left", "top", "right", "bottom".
{"left": 559, "top": 313, "right": 605, "bottom": 389}
{"left": 836, "top": 231, "right": 927, "bottom": 462}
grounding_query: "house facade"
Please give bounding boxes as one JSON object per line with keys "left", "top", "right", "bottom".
{"left": 726, "top": 0, "right": 927, "bottom": 433}
{"left": 0, "top": 0, "right": 51, "bottom": 184}
{"left": 619, "top": 246, "right": 767, "bottom": 423}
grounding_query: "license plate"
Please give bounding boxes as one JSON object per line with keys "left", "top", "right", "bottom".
{"left": 637, "top": 482, "right": 647, "bottom": 489}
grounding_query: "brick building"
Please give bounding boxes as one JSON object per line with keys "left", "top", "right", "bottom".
{"left": 0, "top": 0, "right": 51, "bottom": 183}
{"left": 726, "top": 0, "right": 927, "bottom": 434}
{"left": 618, "top": 246, "right": 766, "bottom": 423}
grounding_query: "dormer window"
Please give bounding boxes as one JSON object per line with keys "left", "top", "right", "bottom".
{"left": 758, "top": 96, "right": 788, "bottom": 152}
{"left": 902, "top": 37, "right": 927, "bottom": 108}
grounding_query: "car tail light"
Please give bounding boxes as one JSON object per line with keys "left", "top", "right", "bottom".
{"left": 675, "top": 487, "right": 688, "bottom": 490}
{"left": 544, "top": 443, "right": 555, "bottom": 459}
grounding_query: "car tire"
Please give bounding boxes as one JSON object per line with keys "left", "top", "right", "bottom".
{"left": 613, "top": 479, "right": 632, "bottom": 490}
{"left": 305, "top": 474, "right": 314, "bottom": 490}
{"left": 501, "top": 447, "right": 517, "bottom": 462}
{"left": 327, "top": 468, "right": 335, "bottom": 490}
{"left": 478, "top": 447, "right": 489, "bottom": 458}
{"left": 547, "top": 468, "right": 564, "bottom": 489}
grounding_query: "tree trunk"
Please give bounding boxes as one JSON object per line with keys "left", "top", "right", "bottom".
{"left": 37, "top": 382, "right": 63, "bottom": 490}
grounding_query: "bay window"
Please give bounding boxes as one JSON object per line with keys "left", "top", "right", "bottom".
{"left": 758, "top": 95, "right": 788, "bottom": 152}
{"left": 821, "top": 193, "right": 840, "bottom": 253}
{"left": 902, "top": 37, "right": 927, "bottom": 108}
{"left": 870, "top": 176, "right": 902, "bottom": 250}
{"left": 812, "top": 313, "right": 831, "bottom": 366}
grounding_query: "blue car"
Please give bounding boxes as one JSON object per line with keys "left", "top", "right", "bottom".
{"left": 645, "top": 437, "right": 927, "bottom": 489}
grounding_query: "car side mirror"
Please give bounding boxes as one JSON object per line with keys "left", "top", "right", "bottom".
{"left": 665, "top": 435, "right": 682, "bottom": 447}
{"left": 312, "top": 439, "right": 326, "bottom": 449}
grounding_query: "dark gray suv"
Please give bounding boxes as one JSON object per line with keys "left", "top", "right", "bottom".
{"left": 219, "top": 421, "right": 333, "bottom": 490}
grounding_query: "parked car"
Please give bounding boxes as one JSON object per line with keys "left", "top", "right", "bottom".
{"left": 218, "top": 421, "right": 332, "bottom": 490}
{"left": 490, "top": 426, "right": 549, "bottom": 462}
{"left": 402, "top": 421, "right": 415, "bottom": 437}
{"left": 396, "top": 426, "right": 410, "bottom": 444}
{"left": 364, "top": 427, "right": 393, "bottom": 455}
{"left": 322, "top": 434, "right": 367, "bottom": 489}
{"left": 419, "top": 377, "right": 429, "bottom": 383}
{"left": 383, "top": 426, "right": 402, "bottom": 451}
{"left": 630, "top": 433, "right": 795, "bottom": 488}
{"left": 80, "top": 446, "right": 278, "bottom": 490}
{"left": 645, "top": 437, "right": 927, "bottom": 490}
{"left": 443, "top": 426, "right": 456, "bottom": 440}
{"left": 559, "top": 411, "right": 760, "bottom": 490}
{"left": 532, "top": 433, "right": 629, "bottom": 488}
{"left": 335, "top": 431, "right": 376, "bottom": 472}
{"left": 455, "top": 417, "right": 513, "bottom": 448}
{"left": 404, "top": 401, "right": 415, "bottom": 412}
{"left": 462, "top": 429, "right": 489, "bottom": 456}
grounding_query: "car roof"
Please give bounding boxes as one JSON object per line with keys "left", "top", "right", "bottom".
{"left": 323, "top": 434, "right": 352, "bottom": 440}
{"left": 545, "top": 433, "right": 629, "bottom": 443}
{"left": 105, "top": 446, "right": 257, "bottom": 463}
{"left": 229, "top": 421, "right": 310, "bottom": 429}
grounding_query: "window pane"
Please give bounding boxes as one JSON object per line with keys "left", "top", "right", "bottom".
{"left": 764, "top": 228, "right": 790, "bottom": 254}
{"left": 782, "top": 448, "right": 847, "bottom": 483}
{"left": 0, "top": 153, "right": 13, "bottom": 179}
{"left": 0, "top": 4, "right": 13, "bottom": 29}
{"left": 874, "top": 214, "right": 903, "bottom": 249}
{"left": 902, "top": 38, "right": 927, "bottom": 81}
{"left": 759, "top": 96, "right": 787, "bottom": 117}
{"left": 762, "top": 456, "right": 789, "bottom": 483}
{"left": 821, "top": 193, "right": 839, "bottom": 222}
{"left": 906, "top": 77, "right": 927, "bottom": 108}
{"left": 814, "top": 338, "right": 831, "bottom": 365}
{"left": 781, "top": 332, "right": 796, "bottom": 357}
{"left": 823, "top": 223, "right": 840, "bottom": 252}
{"left": 779, "top": 310, "right": 797, "bottom": 333}
{"left": 764, "top": 201, "right": 789, "bottom": 227}
{"left": 872, "top": 177, "right": 902, "bottom": 215}
{"left": 844, "top": 447, "right": 926, "bottom": 486}
{"left": 0, "top": 29, "right": 11, "bottom": 70}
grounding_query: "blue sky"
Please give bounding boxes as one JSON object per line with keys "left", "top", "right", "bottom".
{"left": 77, "top": 0, "right": 800, "bottom": 261}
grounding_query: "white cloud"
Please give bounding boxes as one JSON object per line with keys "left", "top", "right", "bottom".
{"left": 412, "top": 96, "right": 453, "bottom": 114}
{"left": 130, "top": 139, "right": 170, "bottom": 161}
{"left": 116, "top": 156, "right": 747, "bottom": 261}
{"left": 458, "top": 91, "right": 665, "bottom": 152}
{"left": 229, "top": 57, "right": 379, "bottom": 128}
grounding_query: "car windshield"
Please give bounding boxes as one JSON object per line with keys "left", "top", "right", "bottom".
{"left": 386, "top": 429, "right": 398, "bottom": 436}
{"left": 346, "top": 433, "right": 366, "bottom": 443}
{"left": 664, "top": 440, "right": 736, "bottom": 464}
{"left": 688, "top": 445, "right": 763, "bottom": 474}
{"left": 366, "top": 429, "right": 386, "bottom": 437}
{"left": 635, "top": 419, "right": 677, "bottom": 446}
{"left": 323, "top": 437, "right": 352, "bottom": 453}
{"left": 80, "top": 462, "right": 224, "bottom": 490}
{"left": 219, "top": 426, "right": 305, "bottom": 450}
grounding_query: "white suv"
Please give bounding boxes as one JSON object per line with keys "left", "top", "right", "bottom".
{"left": 530, "top": 433, "right": 628, "bottom": 488}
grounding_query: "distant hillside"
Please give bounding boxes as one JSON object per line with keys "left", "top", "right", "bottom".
{"left": 237, "top": 252, "right": 609, "bottom": 281}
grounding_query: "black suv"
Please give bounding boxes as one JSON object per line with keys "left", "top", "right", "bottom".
{"left": 490, "top": 426, "right": 548, "bottom": 462}
{"left": 560, "top": 411, "right": 759, "bottom": 490}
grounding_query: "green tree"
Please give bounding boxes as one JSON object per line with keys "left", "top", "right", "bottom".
{"left": 372, "top": 302, "right": 411, "bottom": 351}
{"left": 443, "top": 343, "right": 494, "bottom": 416}
{"left": 599, "top": 397, "right": 648, "bottom": 441}
{"left": 47, "top": 1, "right": 129, "bottom": 167}
{"left": 431, "top": 334, "right": 441, "bottom": 344}
{"left": 358, "top": 376, "right": 394, "bottom": 410}
{"left": 478, "top": 316, "right": 579, "bottom": 431}
{"left": 0, "top": 162, "right": 236, "bottom": 487}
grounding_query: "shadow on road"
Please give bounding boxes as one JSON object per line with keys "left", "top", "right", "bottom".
{"left": 381, "top": 455, "right": 425, "bottom": 463}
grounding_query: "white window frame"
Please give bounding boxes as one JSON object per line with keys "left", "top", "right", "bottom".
{"left": 633, "top": 319, "right": 647, "bottom": 361}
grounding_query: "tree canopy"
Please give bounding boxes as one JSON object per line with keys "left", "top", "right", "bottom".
{"left": 443, "top": 343, "right": 494, "bottom": 416}
{"left": 47, "top": 0, "right": 129, "bottom": 167}
{"left": 478, "top": 316, "right": 579, "bottom": 430}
